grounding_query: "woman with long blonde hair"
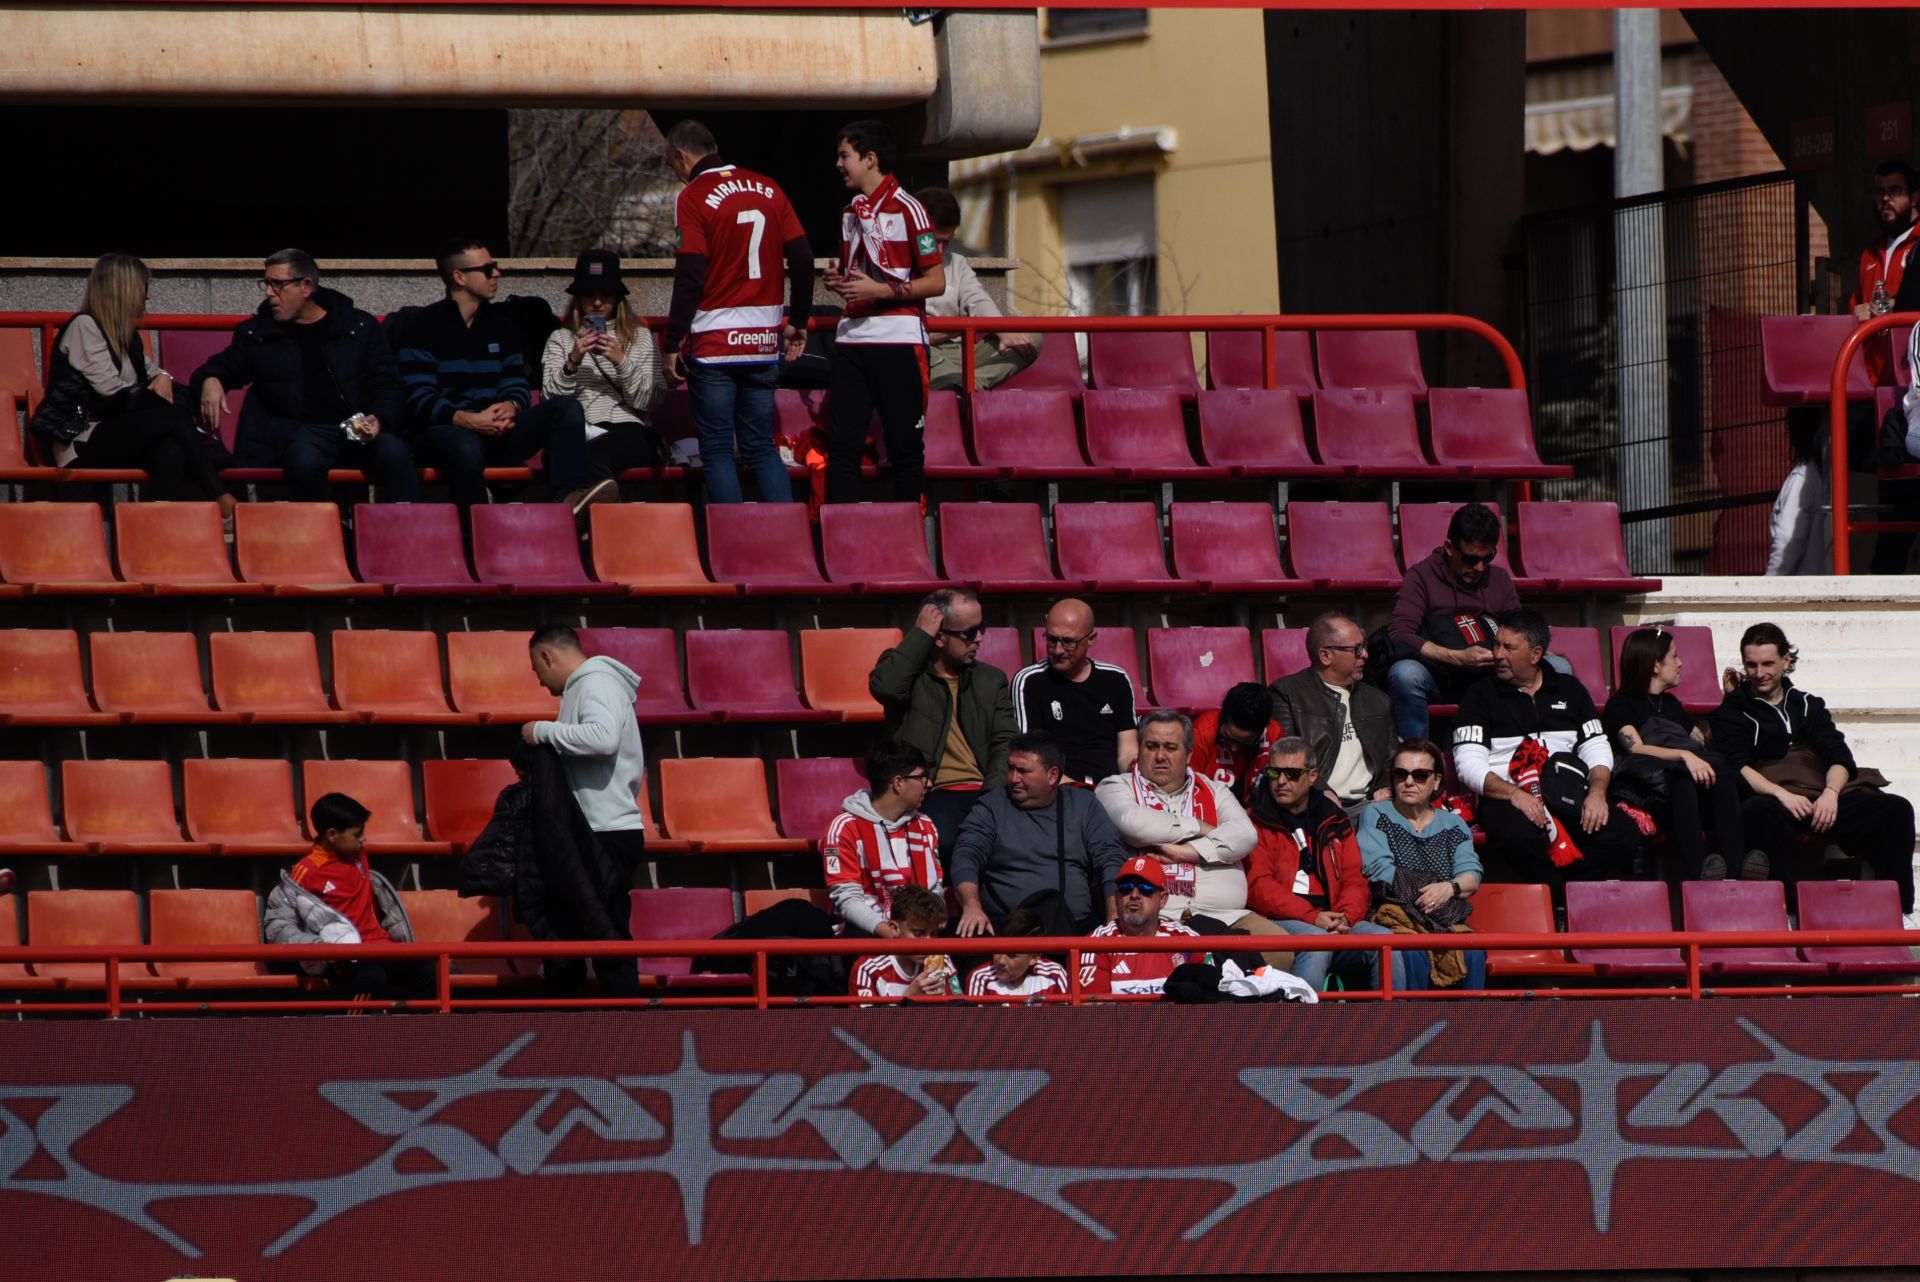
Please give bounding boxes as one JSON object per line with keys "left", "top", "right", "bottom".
{"left": 541, "top": 249, "right": 664, "bottom": 478}
{"left": 54, "top": 253, "right": 235, "bottom": 512}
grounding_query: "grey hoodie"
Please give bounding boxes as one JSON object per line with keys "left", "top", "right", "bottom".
{"left": 531, "top": 655, "right": 645, "bottom": 833}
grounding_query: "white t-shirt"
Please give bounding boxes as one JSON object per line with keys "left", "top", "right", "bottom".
{"left": 1323, "top": 680, "right": 1372, "bottom": 802}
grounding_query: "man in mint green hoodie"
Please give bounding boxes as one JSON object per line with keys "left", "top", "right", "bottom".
{"left": 524, "top": 623, "right": 646, "bottom": 997}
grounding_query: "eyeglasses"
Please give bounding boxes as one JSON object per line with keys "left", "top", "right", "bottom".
{"left": 900, "top": 772, "right": 930, "bottom": 784}
{"left": 1321, "top": 643, "right": 1367, "bottom": 656}
{"left": 455, "top": 261, "right": 501, "bottom": 278}
{"left": 1115, "top": 880, "right": 1160, "bottom": 896}
{"left": 939, "top": 625, "right": 986, "bottom": 642}
{"left": 260, "top": 276, "right": 308, "bottom": 293}
{"left": 1044, "top": 633, "right": 1092, "bottom": 650}
{"left": 1391, "top": 767, "right": 1437, "bottom": 783}
{"left": 1264, "top": 766, "right": 1310, "bottom": 782}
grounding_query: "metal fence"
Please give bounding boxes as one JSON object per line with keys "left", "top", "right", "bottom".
{"left": 1523, "top": 172, "right": 1807, "bottom": 574}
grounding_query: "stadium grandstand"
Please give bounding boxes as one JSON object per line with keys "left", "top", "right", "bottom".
{"left": 7, "top": 3, "right": 1920, "bottom": 1281}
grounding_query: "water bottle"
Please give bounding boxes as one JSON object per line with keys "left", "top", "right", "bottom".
{"left": 1873, "top": 281, "right": 1893, "bottom": 316}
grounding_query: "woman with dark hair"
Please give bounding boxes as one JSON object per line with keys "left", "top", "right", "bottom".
{"left": 1603, "top": 627, "right": 1751, "bottom": 880}
{"left": 1355, "top": 739, "right": 1485, "bottom": 991}
{"left": 1709, "top": 621, "right": 1917, "bottom": 919}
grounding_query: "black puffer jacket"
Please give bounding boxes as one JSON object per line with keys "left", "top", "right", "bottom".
{"left": 188, "top": 286, "right": 407, "bottom": 463}
{"left": 515, "top": 745, "right": 636, "bottom": 944}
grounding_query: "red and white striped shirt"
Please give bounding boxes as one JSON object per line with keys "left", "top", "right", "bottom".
{"left": 836, "top": 174, "right": 939, "bottom": 346}
{"left": 1079, "top": 921, "right": 1202, "bottom": 996}
{"left": 966, "top": 958, "right": 1070, "bottom": 1000}
{"left": 851, "top": 954, "right": 958, "bottom": 1003}
{"left": 675, "top": 162, "right": 806, "bottom": 364}
{"left": 822, "top": 808, "right": 944, "bottom": 925}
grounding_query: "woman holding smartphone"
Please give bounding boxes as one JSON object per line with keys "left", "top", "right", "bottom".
{"left": 542, "top": 249, "right": 665, "bottom": 476}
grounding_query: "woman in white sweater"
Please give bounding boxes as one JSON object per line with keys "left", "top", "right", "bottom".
{"left": 541, "top": 250, "right": 665, "bottom": 476}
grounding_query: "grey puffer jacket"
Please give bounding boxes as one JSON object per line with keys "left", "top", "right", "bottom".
{"left": 265, "top": 868, "right": 414, "bottom": 975}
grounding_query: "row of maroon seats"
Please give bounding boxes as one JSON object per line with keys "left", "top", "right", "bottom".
{"left": 0, "top": 497, "right": 1658, "bottom": 597}
{"left": 0, "top": 621, "right": 1720, "bottom": 734}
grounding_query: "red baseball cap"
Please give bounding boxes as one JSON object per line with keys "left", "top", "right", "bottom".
{"left": 1116, "top": 855, "right": 1167, "bottom": 890}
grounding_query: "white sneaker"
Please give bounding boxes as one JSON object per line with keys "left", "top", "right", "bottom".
{"left": 1903, "top": 910, "right": 1920, "bottom": 931}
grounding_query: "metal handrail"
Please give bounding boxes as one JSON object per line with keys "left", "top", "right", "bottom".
{"left": 1826, "top": 309, "right": 1920, "bottom": 574}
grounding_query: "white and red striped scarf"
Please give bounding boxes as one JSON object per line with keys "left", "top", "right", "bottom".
{"left": 846, "top": 174, "right": 911, "bottom": 283}
{"left": 1128, "top": 766, "right": 1219, "bottom": 825}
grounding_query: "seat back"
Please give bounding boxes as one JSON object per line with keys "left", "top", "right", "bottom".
{"left": 799, "top": 629, "right": 900, "bottom": 718}
{"left": 1565, "top": 880, "right": 1673, "bottom": 934}
{"left": 977, "top": 627, "right": 1027, "bottom": 675}
{"left": 353, "top": 503, "right": 475, "bottom": 587}
{"left": 183, "top": 759, "right": 303, "bottom": 844}
{"left": 1551, "top": 626, "right": 1609, "bottom": 708}
{"left": 1759, "top": 314, "right": 1871, "bottom": 400}
{"left": 0, "top": 326, "right": 40, "bottom": 397}
{"left": 743, "top": 888, "right": 834, "bottom": 917}
{"left": 922, "top": 391, "right": 974, "bottom": 469}
{"left": 578, "top": 626, "right": 694, "bottom": 718}
{"left": 1169, "top": 502, "right": 1286, "bottom": 584}
{"left": 1205, "top": 330, "right": 1317, "bottom": 395}
{"left": 1428, "top": 388, "right": 1546, "bottom": 468}
{"left": 996, "top": 328, "right": 1086, "bottom": 399}
{"left": 1467, "top": 883, "right": 1567, "bottom": 970}
{"left": 1310, "top": 388, "right": 1427, "bottom": 469}
{"left": 1285, "top": 501, "right": 1399, "bottom": 584}
{"left": 27, "top": 890, "right": 142, "bottom": 980}
{"left": 1029, "top": 626, "right": 1143, "bottom": 694}
{"left": 629, "top": 888, "right": 738, "bottom": 977}
{"left": 210, "top": 631, "right": 335, "bottom": 717}
{"left": 1053, "top": 503, "right": 1170, "bottom": 585}
{"left": 148, "top": 888, "right": 270, "bottom": 978}
{"left": 471, "top": 504, "right": 594, "bottom": 587}
{"left": 1314, "top": 328, "right": 1428, "bottom": 394}
{"left": 61, "top": 760, "right": 183, "bottom": 844}
{"left": 1608, "top": 625, "right": 1722, "bottom": 712}
{"left": 1517, "top": 501, "right": 1635, "bottom": 580}
{"left": 446, "top": 631, "right": 561, "bottom": 718}
{"left": 1088, "top": 331, "right": 1200, "bottom": 396}
{"left": 0, "top": 502, "right": 116, "bottom": 586}
{"left": 706, "top": 504, "right": 828, "bottom": 587}
{"left": 970, "top": 389, "right": 1091, "bottom": 471}
{"left": 820, "top": 503, "right": 938, "bottom": 586}
{"left": 333, "top": 630, "right": 452, "bottom": 716}
{"left": 115, "top": 502, "right": 240, "bottom": 587}
{"left": 1682, "top": 880, "right": 1791, "bottom": 934}
{"left": 302, "top": 760, "right": 429, "bottom": 843}
{"left": 938, "top": 502, "right": 1059, "bottom": 584}
{"left": 234, "top": 503, "right": 356, "bottom": 587}
{"left": 1082, "top": 389, "right": 1198, "bottom": 470}
{"left": 1260, "top": 628, "right": 1310, "bottom": 681}
{"left": 1195, "top": 390, "right": 1316, "bottom": 471}
{"left": 161, "top": 331, "right": 242, "bottom": 445}
{"left": 422, "top": 759, "right": 520, "bottom": 845}
{"left": 1147, "top": 627, "right": 1256, "bottom": 711}
{"left": 774, "top": 757, "right": 867, "bottom": 841}
{"left": 0, "top": 629, "right": 97, "bottom": 717}
{"left": 90, "top": 631, "right": 212, "bottom": 717}
{"left": 0, "top": 761, "right": 62, "bottom": 844}
{"left": 1397, "top": 501, "right": 1515, "bottom": 573}
{"left": 399, "top": 890, "right": 525, "bottom": 976}
{"left": 685, "top": 630, "right": 804, "bottom": 715}
{"left": 1797, "top": 879, "right": 1903, "bottom": 933}
{"left": 588, "top": 503, "right": 714, "bottom": 591}
{"left": 657, "top": 758, "right": 783, "bottom": 842}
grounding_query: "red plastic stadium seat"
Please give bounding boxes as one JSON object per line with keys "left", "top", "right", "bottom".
{"left": 1195, "top": 390, "right": 1334, "bottom": 477}
{"left": 302, "top": 759, "right": 453, "bottom": 856}
{"left": 1607, "top": 625, "right": 1721, "bottom": 715}
{"left": 1029, "top": 625, "right": 1143, "bottom": 695}
{"left": 1682, "top": 880, "right": 1825, "bottom": 976}
{"left": 422, "top": 759, "right": 520, "bottom": 850}
{"left": 0, "top": 502, "right": 123, "bottom": 594}
{"left": 147, "top": 888, "right": 291, "bottom": 987}
{"left": 1261, "top": 628, "right": 1310, "bottom": 682}
{"left": 1285, "top": 501, "right": 1402, "bottom": 591}
{"left": 470, "top": 504, "right": 619, "bottom": 595}
{"left": 1759, "top": 314, "right": 1872, "bottom": 407}
{"left": 0, "top": 761, "right": 83, "bottom": 855}
{"left": 1083, "top": 390, "right": 1224, "bottom": 478}
{"left": 799, "top": 629, "right": 900, "bottom": 721}
{"left": 744, "top": 888, "right": 834, "bottom": 917}
{"left": 632, "top": 776, "right": 694, "bottom": 854}
{"left": 1564, "top": 880, "right": 1685, "bottom": 975}
{"left": 234, "top": 502, "right": 371, "bottom": 595}
{"left": 997, "top": 328, "right": 1086, "bottom": 401}
{"left": 401, "top": 890, "right": 537, "bottom": 981}
{"left": 969, "top": 388, "right": 1107, "bottom": 479}
{"left": 577, "top": 626, "right": 706, "bottom": 725}
{"left": 182, "top": 759, "right": 307, "bottom": 854}
{"left": 977, "top": 627, "right": 1026, "bottom": 675}
{"left": 939, "top": 502, "right": 1082, "bottom": 594}
{"left": 1396, "top": 502, "right": 1518, "bottom": 577}
{"left": 0, "top": 396, "right": 60, "bottom": 483}
{"left": 1170, "top": 501, "right": 1306, "bottom": 592}
{"left": 115, "top": 502, "right": 261, "bottom": 595}
{"left": 333, "top": 630, "right": 465, "bottom": 723}
{"left": 1551, "top": 626, "right": 1609, "bottom": 709}
{"left": 1088, "top": 331, "right": 1201, "bottom": 398}
{"left": 775, "top": 756, "right": 867, "bottom": 844}
{"left": 0, "top": 327, "right": 41, "bottom": 401}
{"left": 629, "top": 888, "right": 739, "bottom": 977}
{"left": 923, "top": 391, "right": 997, "bottom": 479}
{"left": 447, "top": 631, "right": 561, "bottom": 722}
{"left": 1796, "top": 880, "right": 1916, "bottom": 973}
{"left": 210, "top": 631, "right": 352, "bottom": 724}
{"left": 27, "top": 890, "right": 167, "bottom": 987}
{"left": 90, "top": 631, "right": 228, "bottom": 725}
{"left": 1205, "top": 330, "right": 1318, "bottom": 396}
{"left": 1470, "top": 883, "right": 1593, "bottom": 980}
{"left": 1517, "top": 501, "right": 1660, "bottom": 593}
{"left": 1315, "top": 328, "right": 1429, "bottom": 400}
{"left": 657, "top": 758, "right": 809, "bottom": 854}
{"left": 1053, "top": 503, "right": 1175, "bottom": 592}
{"left": 353, "top": 503, "right": 491, "bottom": 595}
{"left": 685, "top": 630, "right": 833, "bottom": 723}
{"left": 61, "top": 760, "right": 205, "bottom": 855}
{"left": 588, "top": 503, "right": 726, "bottom": 596}
{"left": 821, "top": 502, "right": 948, "bottom": 593}
{"left": 1310, "top": 388, "right": 1443, "bottom": 477}
{"left": 0, "top": 894, "right": 56, "bottom": 989}
{"left": 0, "top": 629, "right": 117, "bottom": 726}
{"left": 1428, "top": 388, "right": 1571, "bottom": 479}
{"left": 706, "top": 504, "right": 850, "bottom": 595}
{"left": 1147, "top": 627, "right": 1257, "bottom": 713}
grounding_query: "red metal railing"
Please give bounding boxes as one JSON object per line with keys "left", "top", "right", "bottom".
{"left": 3, "top": 928, "right": 1914, "bottom": 1016}
{"left": 1827, "top": 310, "right": 1920, "bottom": 574}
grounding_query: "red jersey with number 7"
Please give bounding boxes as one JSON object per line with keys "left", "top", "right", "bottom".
{"left": 675, "top": 163, "right": 806, "bottom": 364}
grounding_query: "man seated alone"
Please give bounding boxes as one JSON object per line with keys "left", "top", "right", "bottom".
{"left": 1012, "top": 598, "right": 1139, "bottom": 785}
{"left": 916, "top": 185, "right": 1041, "bottom": 392}
{"left": 964, "top": 907, "right": 1071, "bottom": 1000}
{"left": 850, "top": 884, "right": 959, "bottom": 1002}
{"left": 1189, "top": 681, "right": 1286, "bottom": 808}
{"left": 1269, "top": 611, "right": 1394, "bottom": 817}
{"left": 822, "top": 742, "right": 943, "bottom": 938}
{"left": 1080, "top": 857, "right": 1206, "bottom": 997}
{"left": 1452, "top": 609, "right": 1640, "bottom": 895}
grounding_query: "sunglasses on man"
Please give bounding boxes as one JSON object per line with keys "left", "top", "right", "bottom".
{"left": 1263, "top": 765, "right": 1311, "bottom": 782}
{"left": 939, "top": 624, "right": 986, "bottom": 642}
{"left": 456, "top": 261, "right": 502, "bottom": 278}
{"left": 1115, "top": 879, "right": 1160, "bottom": 896}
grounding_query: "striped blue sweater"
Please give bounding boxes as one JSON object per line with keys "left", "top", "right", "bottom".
{"left": 392, "top": 297, "right": 530, "bottom": 429}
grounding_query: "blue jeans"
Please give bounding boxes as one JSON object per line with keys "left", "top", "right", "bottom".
{"left": 687, "top": 359, "right": 791, "bottom": 504}
{"left": 281, "top": 421, "right": 421, "bottom": 503}
{"left": 1399, "top": 947, "right": 1487, "bottom": 991}
{"left": 415, "top": 397, "right": 590, "bottom": 505}
{"left": 1387, "top": 653, "right": 1574, "bottom": 740}
{"left": 1276, "top": 917, "right": 1398, "bottom": 991}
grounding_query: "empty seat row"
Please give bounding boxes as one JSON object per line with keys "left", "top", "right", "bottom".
{"left": 0, "top": 497, "right": 1656, "bottom": 598}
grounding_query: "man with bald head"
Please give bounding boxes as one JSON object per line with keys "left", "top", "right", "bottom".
{"left": 1269, "top": 612, "right": 1395, "bottom": 817}
{"left": 1012, "top": 598, "right": 1139, "bottom": 785}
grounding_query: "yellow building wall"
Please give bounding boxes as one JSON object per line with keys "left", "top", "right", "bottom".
{"left": 1003, "top": 9, "right": 1280, "bottom": 319}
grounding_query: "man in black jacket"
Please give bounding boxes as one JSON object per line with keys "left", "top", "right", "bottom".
{"left": 1269, "top": 612, "right": 1395, "bottom": 816}
{"left": 192, "top": 248, "right": 419, "bottom": 501}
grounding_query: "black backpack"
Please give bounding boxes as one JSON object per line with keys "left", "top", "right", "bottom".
{"left": 28, "top": 317, "right": 99, "bottom": 444}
